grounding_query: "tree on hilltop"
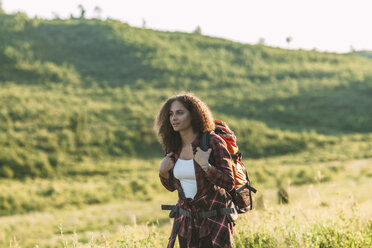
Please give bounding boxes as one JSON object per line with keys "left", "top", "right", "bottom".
{"left": 193, "top": 25, "right": 202, "bottom": 35}
{"left": 94, "top": 6, "right": 102, "bottom": 19}
{"left": 258, "top": 37, "right": 266, "bottom": 45}
{"left": 78, "top": 4, "right": 86, "bottom": 19}
{"left": 286, "top": 36, "right": 292, "bottom": 47}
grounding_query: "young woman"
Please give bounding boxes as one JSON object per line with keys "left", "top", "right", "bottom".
{"left": 155, "top": 93, "right": 236, "bottom": 248}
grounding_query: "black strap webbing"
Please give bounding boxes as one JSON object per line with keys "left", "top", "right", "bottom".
{"left": 236, "top": 183, "right": 257, "bottom": 194}
{"left": 200, "top": 132, "right": 210, "bottom": 152}
{"left": 161, "top": 205, "right": 235, "bottom": 219}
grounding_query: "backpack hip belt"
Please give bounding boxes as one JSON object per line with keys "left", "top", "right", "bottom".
{"left": 161, "top": 205, "right": 236, "bottom": 219}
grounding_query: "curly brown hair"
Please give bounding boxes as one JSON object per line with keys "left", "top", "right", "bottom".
{"left": 155, "top": 93, "right": 215, "bottom": 153}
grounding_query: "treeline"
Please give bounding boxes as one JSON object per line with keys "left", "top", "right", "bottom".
{"left": 1, "top": 12, "right": 372, "bottom": 179}
{"left": 357, "top": 50, "right": 372, "bottom": 59}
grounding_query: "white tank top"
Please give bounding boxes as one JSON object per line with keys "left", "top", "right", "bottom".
{"left": 173, "top": 159, "right": 197, "bottom": 199}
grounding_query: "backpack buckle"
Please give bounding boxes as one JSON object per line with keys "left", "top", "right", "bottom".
{"left": 171, "top": 205, "right": 180, "bottom": 218}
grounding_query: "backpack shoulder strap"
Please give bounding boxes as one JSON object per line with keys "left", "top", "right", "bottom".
{"left": 200, "top": 131, "right": 210, "bottom": 152}
{"left": 201, "top": 131, "right": 216, "bottom": 167}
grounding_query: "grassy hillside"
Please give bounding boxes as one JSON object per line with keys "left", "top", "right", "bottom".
{"left": 1, "top": 157, "right": 371, "bottom": 247}
{"left": 357, "top": 50, "right": 372, "bottom": 59}
{"left": 1, "top": 11, "right": 372, "bottom": 179}
{"left": 1, "top": 12, "right": 372, "bottom": 248}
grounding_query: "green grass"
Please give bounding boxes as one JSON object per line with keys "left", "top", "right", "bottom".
{"left": 0, "top": 158, "right": 165, "bottom": 216}
{"left": 1, "top": 140, "right": 372, "bottom": 217}
{"left": 1, "top": 158, "right": 371, "bottom": 247}
{"left": 1, "top": 11, "right": 372, "bottom": 248}
{"left": 1, "top": 12, "right": 372, "bottom": 180}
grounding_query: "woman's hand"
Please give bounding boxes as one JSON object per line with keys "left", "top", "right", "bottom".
{"left": 159, "top": 152, "right": 175, "bottom": 178}
{"left": 194, "top": 147, "right": 212, "bottom": 168}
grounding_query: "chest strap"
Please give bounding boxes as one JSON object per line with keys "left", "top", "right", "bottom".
{"left": 161, "top": 204, "right": 236, "bottom": 219}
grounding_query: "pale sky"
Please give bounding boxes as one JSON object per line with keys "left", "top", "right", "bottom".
{"left": 2, "top": 0, "right": 372, "bottom": 53}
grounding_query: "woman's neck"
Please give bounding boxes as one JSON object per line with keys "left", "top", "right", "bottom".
{"left": 179, "top": 128, "right": 198, "bottom": 146}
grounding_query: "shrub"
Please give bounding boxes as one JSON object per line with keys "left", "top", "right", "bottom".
{"left": 0, "top": 148, "right": 55, "bottom": 179}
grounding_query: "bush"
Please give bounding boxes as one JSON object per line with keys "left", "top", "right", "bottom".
{"left": 0, "top": 148, "right": 55, "bottom": 179}
{"left": 0, "top": 166, "right": 13, "bottom": 178}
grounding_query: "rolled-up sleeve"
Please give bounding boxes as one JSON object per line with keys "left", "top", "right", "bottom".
{"left": 205, "top": 134, "right": 234, "bottom": 192}
{"left": 159, "top": 170, "right": 176, "bottom": 192}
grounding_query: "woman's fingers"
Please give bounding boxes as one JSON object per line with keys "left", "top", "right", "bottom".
{"left": 207, "top": 148, "right": 212, "bottom": 155}
{"left": 195, "top": 147, "right": 212, "bottom": 167}
{"left": 164, "top": 152, "right": 175, "bottom": 168}
{"left": 166, "top": 152, "right": 174, "bottom": 157}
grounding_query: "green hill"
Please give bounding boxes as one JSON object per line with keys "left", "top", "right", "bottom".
{"left": 1, "top": 12, "right": 372, "bottom": 178}
{"left": 357, "top": 50, "right": 372, "bottom": 59}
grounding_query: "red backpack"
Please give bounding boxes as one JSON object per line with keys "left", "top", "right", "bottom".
{"left": 201, "top": 120, "right": 257, "bottom": 213}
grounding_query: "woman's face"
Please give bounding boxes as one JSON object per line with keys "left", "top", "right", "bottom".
{"left": 169, "top": 100, "right": 192, "bottom": 132}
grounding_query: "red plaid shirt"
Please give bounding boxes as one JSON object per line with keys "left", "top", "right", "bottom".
{"left": 160, "top": 132, "right": 235, "bottom": 248}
